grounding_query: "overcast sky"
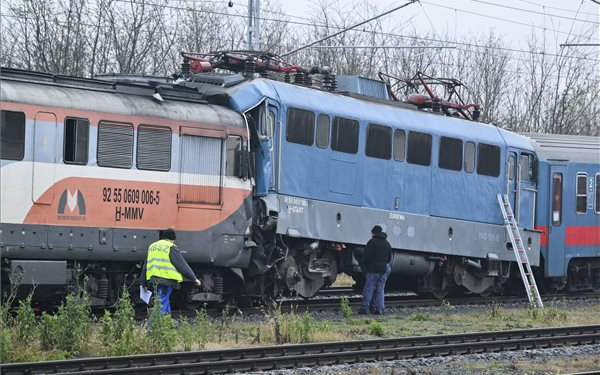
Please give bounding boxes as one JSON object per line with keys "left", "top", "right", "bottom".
{"left": 265, "top": 0, "right": 599, "bottom": 55}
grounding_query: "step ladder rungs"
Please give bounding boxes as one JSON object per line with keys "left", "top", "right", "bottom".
{"left": 497, "top": 193, "right": 543, "bottom": 308}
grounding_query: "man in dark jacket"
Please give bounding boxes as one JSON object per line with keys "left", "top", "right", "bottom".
{"left": 141, "top": 229, "right": 201, "bottom": 314}
{"left": 359, "top": 225, "right": 392, "bottom": 315}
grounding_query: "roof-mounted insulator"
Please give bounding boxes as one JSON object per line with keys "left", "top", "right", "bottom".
{"left": 284, "top": 71, "right": 291, "bottom": 83}
{"left": 473, "top": 106, "right": 481, "bottom": 121}
{"left": 432, "top": 98, "right": 442, "bottom": 113}
{"left": 244, "top": 57, "right": 256, "bottom": 78}
{"left": 294, "top": 71, "right": 308, "bottom": 85}
{"left": 322, "top": 73, "right": 337, "bottom": 92}
{"left": 181, "top": 58, "right": 190, "bottom": 76}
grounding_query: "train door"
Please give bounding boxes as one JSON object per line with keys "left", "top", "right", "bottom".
{"left": 268, "top": 104, "right": 280, "bottom": 191}
{"left": 249, "top": 100, "right": 279, "bottom": 196}
{"left": 32, "top": 111, "right": 57, "bottom": 204}
{"left": 547, "top": 164, "right": 566, "bottom": 276}
{"left": 518, "top": 151, "right": 536, "bottom": 228}
{"left": 507, "top": 151, "right": 518, "bottom": 210}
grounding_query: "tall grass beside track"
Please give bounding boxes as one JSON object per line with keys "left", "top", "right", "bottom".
{"left": 1, "top": 290, "right": 599, "bottom": 363}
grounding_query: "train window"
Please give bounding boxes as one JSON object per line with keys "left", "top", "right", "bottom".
{"left": 366, "top": 123, "right": 392, "bottom": 160}
{"left": 438, "top": 136, "right": 463, "bottom": 171}
{"left": 97, "top": 121, "right": 133, "bottom": 169}
{"left": 464, "top": 141, "right": 476, "bottom": 173}
{"left": 596, "top": 174, "right": 600, "bottom": 214}
{"left": 477, "top": 143, "right": 500, "bottom": 177}
{"left": 576, "top": 173, "right": 587, "bottom": 214}
{"left": 286, "top": 107, "right": 314, "bottom": 146}
{"left": 316, "top": 114, "right": 330, "bottom": 148}
{"left": 520, "top": 154, "right": 533, "bottom": 181}
{"left": 508, "top": 153, "right": 516, "bottom": 180}
{"left": 0, "top": 110, "right": 26, "bottom": 161}
{"left": 407, "top": 131, "right": 432, "bottom": 166}
{"left": 226, "top": 135, "right": 242, "bottom": 177}
{"left": 63, "top": 118, "right": 89, "bottom": 165}
{"left": 331, "top": 116, "right": 359, "bottom": 154}
{"left": 137, "top": 125, "right": 171, "bottom": 171}
{"left": 393, "top": 129, "right": 406, "bottom": 161}
{"left": 552, "top": 173, "right": 562, "bottom": 226}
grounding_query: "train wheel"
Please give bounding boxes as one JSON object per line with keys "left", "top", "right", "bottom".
{"left": 431, "top": 287, "right": 448, "bottom": 299}
{"left": 478, "top": 287, "right": 493, "bottom": 298}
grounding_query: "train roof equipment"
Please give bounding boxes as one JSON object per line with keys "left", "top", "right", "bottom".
{"left": 522, "top": 133, "right": 600, "bottom": 164}
{"left": 177, "top": 50, "right": 483, "bottom": 121}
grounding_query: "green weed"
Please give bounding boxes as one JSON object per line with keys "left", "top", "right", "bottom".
{"left": 146, "top": 294, "right": 177, "bottom": 353}
{"left": 340, "top": 296, "right": 353, "bottom": 322}
{"left": 14, "top": 292, "right": 36, "bottom": 345}
{"left": 195, "top": 306, "right": 210, "bottom": 348}
{"left": 178, "top": 318, "right": 195, "bottom": 351}
{"left": 368, "top": 320, "right": 384, "bottom": 337}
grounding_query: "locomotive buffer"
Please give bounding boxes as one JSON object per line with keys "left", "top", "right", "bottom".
{"left": 497, "top": 194, "right": 544, "bottom": 308}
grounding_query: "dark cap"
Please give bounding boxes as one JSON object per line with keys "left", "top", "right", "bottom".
{"left": 371, "top": 225, "right": 383, "bottom": 234}
{"left": 160, "top": 228, "right": 176, "bottom": 241}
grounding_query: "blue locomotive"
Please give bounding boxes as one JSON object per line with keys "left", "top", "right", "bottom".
{"left": 1, "top": 51, "right": 598, "bottom": 306}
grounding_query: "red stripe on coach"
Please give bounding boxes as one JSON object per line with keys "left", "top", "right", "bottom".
{"left": 565, "top": 226, "right": 600, "bottom": 246}
{"left": 535, "top": 225, "right": 548, "bottom": 246}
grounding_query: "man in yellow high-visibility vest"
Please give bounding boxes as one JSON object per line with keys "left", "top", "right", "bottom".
{"left": 141, "top": 229, "right": 201, "bottom": 314}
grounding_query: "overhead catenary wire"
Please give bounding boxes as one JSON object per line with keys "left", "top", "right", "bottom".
{"left": 280, "top": 0, "right": 418, "bottom": 57}
{"left": 1, "top": 0, "right": 598, "bottom": 64}
{"left": 515, "top": 0, "right": 598, "bottom": 17}
{"left": 420, "top": 1, "right": 598, "bottom": 39}
{"left": 462, "top": 0, "right": 600, "bottom": 25}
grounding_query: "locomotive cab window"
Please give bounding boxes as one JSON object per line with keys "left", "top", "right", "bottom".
{"left": 63, "top": 118, "right": 89, "bottom": 165}
{"left": 552, "top": 173, "right": 562, "bottom": 225}
{"left": 366, "top": 123, "right": 392, "bottom": 160}
{"left": 508, "top": 153, "right": 516, "bottom": 180}
{"left": 407, "top": 131, "right": 432, "bottom": 166}
{"left": 137, "top": 125, "right": 171, "bottom": 171}
{"left": 331, "top": 116, "right": 359, "bottom": 154}
{"left": 97, "top": 121, "right": 134, "bottom": 169}
{"left": 464, "top": 141, "right": 476, "bottom": 173}
{"left": 438, "top": 136, "right": 463, "bottom": 171}
{"left": 393, "top": 129, "right": 406, "bottom": 161}
{"left": 226, "top": 135, "right": 243, "bottom": 177}
{"left": 576, "top": 173, "right": 587, "bottom": 214}
{"left": 477, "top": 143, "right": 500, "bottom": 177}
{"left": 520, "top": 153, "right": 533, "bottom": 181}
{"left": 316, "top": 114, "right": 330, "bottom": 149}
{"left": 286, "top": 107, "right": 314, "bottom": 146}
{"left": 1, "top": 110, "right": 26, "bottom": 161}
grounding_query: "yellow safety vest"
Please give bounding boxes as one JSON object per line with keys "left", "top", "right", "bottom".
{"left": 145, "top": 239, "right": 183, "bottom": 283}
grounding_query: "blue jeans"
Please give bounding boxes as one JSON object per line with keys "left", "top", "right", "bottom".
{"left": 361, "top": 264, "right": 391, "bottom": 313}
{"left": 156, "top": 284, "right": 173, "bottom": 314}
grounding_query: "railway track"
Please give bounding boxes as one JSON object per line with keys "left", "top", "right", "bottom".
{"left": 3, "top": 325, "right": 598, "bottom": 375}
{"left": 269, "top": 292, "right": 600, "bottom": 314}
{"left": 141, "top": 292, "right": 599, "bottom": 320}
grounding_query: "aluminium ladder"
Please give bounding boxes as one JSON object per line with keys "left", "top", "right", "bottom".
{"left": 497, "top": 194, "right": 544, "bottom": 308}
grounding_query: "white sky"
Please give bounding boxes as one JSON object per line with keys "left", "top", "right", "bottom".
{"left": 264, "top": 0, "right": 599, "bottom": 55}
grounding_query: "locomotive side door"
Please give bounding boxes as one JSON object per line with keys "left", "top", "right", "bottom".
{"left": 547, "top": 164, "right": 566, "bottom": 276}
{"left": 249, "top": 100, "right": 279, "bottom": 196}
{"left": 32, "top": 111, "right": 57, "bottom": 204}
{"left": 268, "top": 104, "right": 280, "bottom": 191}
{"left": 507, "top": 151, "right": 518, "bottom": 211}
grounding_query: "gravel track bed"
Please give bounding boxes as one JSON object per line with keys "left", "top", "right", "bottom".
{"left": 232, "top": 344, "right": 600, "bottom": 375}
